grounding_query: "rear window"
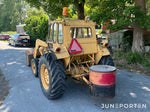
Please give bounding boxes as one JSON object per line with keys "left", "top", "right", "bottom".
{"left": 13, "top": 34, "right": 19, "bottom": 39}
{"left": 53, "top": 23, "right": 57, "bottom": 42}
{"left": 70, "top": 27, "right": 92, "bottom": 39}
{"left": 19, "top": 35, "right": 30, "bottom": 39}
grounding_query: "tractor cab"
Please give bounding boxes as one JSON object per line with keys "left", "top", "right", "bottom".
{"left": 47, "top": 19, "right": 98, "bottom": 56}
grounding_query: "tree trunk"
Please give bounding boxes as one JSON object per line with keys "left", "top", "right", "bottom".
{"left": 132, "top": 0, "right": 146, "bottom": 53}
{"left": 132, "top": 24, "right": 145, "bottom": 52}
{"left": 75, "top": 0, "right": 85, "bottom": 20}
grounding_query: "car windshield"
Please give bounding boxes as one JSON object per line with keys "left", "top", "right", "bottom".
{"left": 13, "top": 34, "right": 18, "bottom": 38}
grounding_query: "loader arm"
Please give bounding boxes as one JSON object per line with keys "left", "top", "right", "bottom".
{"left": 34, "top": 39, "right": 48, "bottom": 58}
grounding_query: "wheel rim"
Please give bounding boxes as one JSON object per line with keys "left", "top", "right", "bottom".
{"left": 31, "top": 62, "right": 36, "bottom": 74}
{"left": 41, "top": 64, "right": 49, "bottom": 90}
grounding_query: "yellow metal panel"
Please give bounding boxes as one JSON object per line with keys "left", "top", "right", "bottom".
{"left": 52, "top": 44, "right": 70, "bottom": 59}
{"left": 95, "top": 46, "right": 110, "bottom": 64}
{"left": 55, "top": 49, "right": 70, "bottom": 59}
{"left": 51, "top": 19, "right": 96, "bottom": 26}
{"left": 64, "top": 58, "right": 70, "bottom": 68}
{"left": 95, "top": 46, "right": 102, "bottom": 64}
{"left": 34, "top": 39, "right": 48, "bottom": 58}
{"left": 64, "top": 26, "right": 97, "bottom": 55}
{"left": 78, "top": 42, "right": 97, "bottom": 54}
{"left": 101, "top": 48, "right": 110, "bottom": 56}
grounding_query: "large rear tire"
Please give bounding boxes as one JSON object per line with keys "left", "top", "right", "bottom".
{"left": 39, "top": 53, "right": 66, "bottom": 100}
{"left": 98, "top": 55, "right": 114, "bottom": 66}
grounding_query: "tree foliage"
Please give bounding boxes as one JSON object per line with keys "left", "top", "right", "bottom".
{"left": 146, "top": 0, "right": 150, "bottom": 15}
{"left": 25, "top": 0, "right": 86, "bottom": 19}
{"left": 0, "top": 0, "right": 29, "bottom": 31}
{"left": 88, "top": 0, "right": 150, "bottom": 31}
{"left": 25, "top": 0, "right": 70, "bottom": 18}
{"left": 86, "top": 0, "right": 150, "bottom": 53}
{"left": 67, "top": 5, "right": 78, "bottom": 19}
{"left": 27, "top": 8, "right": 47, "bottom": 17}
{"left": 24, "top": 13, "right": 48, "bottom": 45}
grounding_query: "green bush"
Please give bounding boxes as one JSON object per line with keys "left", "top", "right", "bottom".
{"left": 144, "top": 37, "right": 150, "bottom": 46}
{"left": 24, "top": 15, "right": 48, "bottom": 46}
{"left": 126, "top": 52, "right": 150, "bottom": 69}
{"left": 142, "top": 53, "right": 150, "bottom": 69}
{"left": 126, "top": 52, "right": 143, "bottom": 64}
{"left": 116, "top": 50, "right": 125, "bottom": 57}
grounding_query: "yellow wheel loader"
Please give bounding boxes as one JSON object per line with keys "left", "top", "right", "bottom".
{"left": 26, "top": 8, "right": 115, "bottom": 100}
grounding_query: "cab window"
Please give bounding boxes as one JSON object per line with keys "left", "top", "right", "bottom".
{"left": 48, "top": 24, "right": 53, "bottom": 41}
{"left": 58, "top": 24, "right": 63, "bottom": 44}
{"left": 53, "top": 23, "right": 57, "bottom": 43}
{"left": 70, "top": 27, "right": 92, "bottom": 39}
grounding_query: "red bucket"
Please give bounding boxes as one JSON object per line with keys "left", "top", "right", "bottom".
{"left": 89, "top": 65, "right": 116, "bottom": 99}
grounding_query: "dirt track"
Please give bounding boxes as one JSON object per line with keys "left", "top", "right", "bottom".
{"left": 0, "top": 71, "right": 9, "bottom": 105}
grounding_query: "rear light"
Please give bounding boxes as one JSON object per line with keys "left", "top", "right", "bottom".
{"left": 17, "top": 38, "right": 22, "bottom": 40}
{"left": 105, "top": 43, "right": 108, "bottom": 47}
{"left": 97, "top": 40, "right": 98, "bottom": 44}
{"left": 56, "top": 48, "right": 61, "bottom": 52}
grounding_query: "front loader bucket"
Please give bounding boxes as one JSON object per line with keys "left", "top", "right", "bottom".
{"left": 25, "top": 50, "right": 34, "bottom": 66}
{"left": 89, "top": 65, "right": 116, "bottom": 99}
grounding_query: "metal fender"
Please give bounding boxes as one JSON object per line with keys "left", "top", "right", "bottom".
{"left": 101, "top": 47, "right": 110, "bottom": 56}
{"left": 95, "top": 46, "right": 110, "bottom": 64}
{"left": 55, "top": 47, "right": 70, "bottom": 68}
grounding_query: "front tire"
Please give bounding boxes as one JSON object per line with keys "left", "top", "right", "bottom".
{"left": 31, "top": 58, "right": 38, "bottom": 77}
{"left": 39, "top": 53, "right": 66, "bottom": 100}
{"left": 98, "top": 55, "right": 114, "bottom": 66}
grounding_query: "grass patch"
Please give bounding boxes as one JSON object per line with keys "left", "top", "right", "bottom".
{"left": 0, "top": 70, "right": 5, "bottom": 80}
{"left": 126, "top": 51, "right": 150, "bottom": 69}
{"left": 113, "top": 50, "right": 150, "bottom": 75}
{"left": 0, "top": 70, "right": 2, "bottom": 76}
{"left": 1, "top": 31, "right": 16, "bottom": 35}
{"left": 116, "top": 50, "right": 125, "bottom": 57}
{"left": 0, "top": 40, "right": 8, "bottom": 42}
{"left": 115, "top": 63, "right": 127, "bottom": 68}
{"left": 126, "top": 51, "right": 143, "bottom": 64}
{"left": 0, "top": 69, "right": 9, "bottom": 106}
{"left": 0, "top": 69, "right": 5, "bottom": 80}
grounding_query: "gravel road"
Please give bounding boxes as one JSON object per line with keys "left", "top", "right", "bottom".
{"left": 0, "top": 41, "right": 150, "bottom": 112}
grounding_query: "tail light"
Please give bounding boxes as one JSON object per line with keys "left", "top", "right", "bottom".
{"left": 105, "top": 43, "right": 108, "bottom": 47}
{"left": 17, "top": 38, "right": 22, "bottom": 40}
{"left": 56, "top": 48, "right": 61, "bottom": 52}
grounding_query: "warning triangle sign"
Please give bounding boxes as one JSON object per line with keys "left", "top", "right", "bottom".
{"left": 69, "top": 39, "right": 82, "bottom": 54}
